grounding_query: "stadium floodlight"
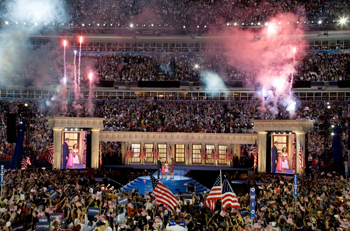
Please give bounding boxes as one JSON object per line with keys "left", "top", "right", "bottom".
{"left": 340, "top": 18, "right": 347, "bottom": 24}
{"left": 130, "top": 23, "right": 134, "bottom": 28}
{"left": 318, "top": 20, "right": 322, "bottom": 24}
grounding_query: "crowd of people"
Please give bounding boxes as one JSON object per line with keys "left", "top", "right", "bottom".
{"left": 82, "top": 52, "right": 350, "bottom": 83}
{"left": 1, "top": 166, "right": 350, "bottom": 230}
{"left": 2, "top": 0, "right": 350, "bottom": 29}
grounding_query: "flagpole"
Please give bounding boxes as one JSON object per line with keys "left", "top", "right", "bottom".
{"left": 220, "top": 169, "right": 223, "bottom": 211}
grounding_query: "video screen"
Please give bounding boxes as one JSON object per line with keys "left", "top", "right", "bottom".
{"left": 61, "top": 131, "right": 87, "bottom": 169}
{"left": 271, "top": 133, "right": 295, "bottom": 174}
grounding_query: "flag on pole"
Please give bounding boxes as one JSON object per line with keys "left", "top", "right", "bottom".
{"left": 298, "top": 143, "right": 304, "bottom": 170}
{"left": 204, "top": 175, "right": 222, "bottom": 211}
{"left": 99, "top": 143, "right": 102, "bottom": 166}
{"left": 253, "top": 144, "right": 258, "bottom": 170}
{"left": 187, "top": 144, "right": 190, "bottom": 158}
{"left": 222, "top": 178, "right": 240, "bottom": 210}
{"left": 169, "top": 145, "right": 173, "bottom": 158}
{"left": 200, "top": 147, "right": 205, "bottom": 160}
{"left": 215, "top": 147, "right": 219, "bottom": 161}
{"left": 143, "top": 144, "right": 147, "bottom": 159}
{"left": 150, "top": 175, "right": 178, "bottom": 210}
{"left": 48, "top": 142, "right": 54, "bottom": 165}
{"left": 26, "top": 156, "right": 32, "bottom": 166}
{"left": 21, "top": 158, "right": 28, "bottom": 170}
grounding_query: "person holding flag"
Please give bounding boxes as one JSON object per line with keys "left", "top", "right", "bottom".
{"left": 150, "top": 175, "right": 178, "bottom": 210}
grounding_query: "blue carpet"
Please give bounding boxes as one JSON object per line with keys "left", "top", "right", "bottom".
{"left": 120, "top": 170, "right": 210, "bottom": 194}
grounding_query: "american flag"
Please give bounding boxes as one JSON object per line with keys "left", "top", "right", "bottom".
{"left": 298, "top": 143, "right": 304, "bottom": 170}
{"left": 21, "top": 156, "right": 31, "bottom": 170}
{"left": 169, "top": 145, "right": 173, "bottom": 158}
{"left": 150, "top": 175, "right": 178, "bottom": 210}
{"left": 205, "top": 175, "right": 221, "bottom": 211}
{"left": 187, "top": 144, "right": 190, "bottom": 158}
{"left": 222, "top": 178, "right": 240, "bottom": 210}
{"left": 99, "top": 143, "right": 102, "bottom": 166}
{"left": 253, "top": 145, "right": 258, "bottom": 169}
{"left": 48, "top": 143, "right": 54, "bottom": 165}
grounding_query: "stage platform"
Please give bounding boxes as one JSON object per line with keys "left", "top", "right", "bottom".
{"left": 120, "top": 169, "right": 210, "bottom": 194}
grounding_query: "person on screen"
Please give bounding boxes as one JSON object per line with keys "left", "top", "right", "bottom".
{"left": 73, "top": 143, "right": 80, "bottom": 169}
{"left": 67, "top": 148, "right": 74, "bottom": 169}
{"left": 277, "top": 152, "right": 283, "bottom": 173}
{"left": 271, "top": 141, "right": 278, "bottom": 173}
{"left": 281, "top": 147, "right": 289, "bottom": 173}
{"left": 62, "top": 138, "right": 69, "bottom": 169}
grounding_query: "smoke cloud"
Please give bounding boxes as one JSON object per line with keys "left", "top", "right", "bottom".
{"left": 223, "top": 13, "right": 306, "bottom": 117}
{"left": 0, "top": 0, "right": 68, "bottom": 86}
{"left": 201, "top": 71, "right": 227, "bottom": 94}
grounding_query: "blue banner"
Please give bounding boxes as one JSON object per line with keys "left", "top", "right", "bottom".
{"left": 50, "top": 191, "right": 58, "bottom": 200}
{"left": 169, "top": 220, "right": 176, "bottom": 226}
{"left": 35, "top": 222, "right": 50, "bottom": 231}
{"left": 118, "top": 197, "right": 128, "bottom": 206}
{"left": 182, "top": 192, "right": 192, "bottom": 199}
{"left": 293, "top": 174, "right": 298, "bottom": 197}
{"left": 49, "top": 213, "right": 62, "bottom": 222}
{"left": 88, "top": 207, "right": 100, "bottom": 217}
{"left": 12, "top": 224, "right": 24, "bottom": 231}
{"left": 250, "top": 187, "right": 255, "bottom": 218}
{"left": 345, "top": 161, "right": 348, "bottom": 176}
{"left": 239, "top": 208, "right": 249, "bottom": 218}
{"left": 0, "top": 165, "right": 4, "bottom": 185}
{"left": 179, "top": 221, "right": 185, "bottom": 227}
{"left": 38, "top": 217, "right": 48, "bottom": 222}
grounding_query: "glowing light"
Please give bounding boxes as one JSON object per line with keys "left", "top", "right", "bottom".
{"left": 204, "top": 25, "right": 207, "bottom": 28}
{"left": 16, "top": 22, "right": 18, "bottom": 24}
{"left": 82, "top": 24, "right": 85, "bottom": 26}
{"left": 5, "top": 21, "right": 9, "bottom": 25}
{"left": 234, "top": 23, "right": 237, "bottom": 26}
{"left": 197, "top": 25, "right": 199, "bottom": 28}
{"left": 264, "top": 22, "right": 269, "bottom": 26}
{"left": 89, "top": 73, "right": 93, "bottom": 81}
{"left": 331, "top": 125, "right": 334, "bottom": 128}
{"left": 183, "top": 25, "right": 186, "bottom": 29}
{"left": 63, "top": 77, "right": 67, "bottom": 84}
{"left": 267, "top": 23, "right": 277, "bottom": 36}
{"left": 194, "top": 64, "right": 199, "bottom": 69}
{"left": 318, "top": 20, "right": 322, "bottom": 24}
{"left": 293, "top": 47, "right": 296, "bottom": 54}
{"left": 35, "top": 23, "right": 37, "bottom": 25}
{"left": 227, "top": 23, "right": 229, "bottom": 26}
{"left": 340, "top": 18, "right": 347, "bottom": 24}
{"left": 130, "top": 23, "right": 134, "bottom": 28}
{"left": 327, "top": 105, "right": 331, "bottom": 109}
{"left": 79, "top": 36, "right": 83, "bottom": 43}
{"left": 331, "top": 132, "right": 335, "bottom": 136}
{"left": 151, "top": 24, "right": 154, "bottom": 27}
{"left": 257, "top": 22, "right": 260, "bottom": 25}
{"left": 74, "top": 50, "right": 77, "bottom": 55}
{"left": 63, "top": 40, "right": 67, "bottom": 47}
{"left": 24, "top": 103, "right": 28, "bottom": 107}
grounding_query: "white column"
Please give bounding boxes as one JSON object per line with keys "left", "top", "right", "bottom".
{"left": 257, "top": 132, "right": 267, "bottom": 173}
{"left": 53, "top": 127, "right": 64, "bottom": 170}
{"left": 91, "top": 128, "right": 101, "bottom": 169}
{"left": 121, "top": 142, "right": 125, "bottom": 165}
{"left": 202, "top": 143, "right": 206, "bottom": 165}
{"left": 188, "top": 143, "right": 193, "bottom": 165}
{"left": 295, "top": 131, "right": 306, "bottom": 174}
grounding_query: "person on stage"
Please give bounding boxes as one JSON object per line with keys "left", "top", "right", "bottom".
{"left": 281, "top": 147, "right": 289, "bottom": 173}
{"left": 73, "top": 143, "right": 80, "bottom": 169}
{"left": 277, "top": 152, "right": 283, "bottom": 173}
{"left": 271, "top": 141, "right": 278, "bottom": 173}
{"left": 62, "top": 138, "right": 69, "bottom": 169}
{"left": 170, "top": 158, "right": 174, "bottom": 179}
{"left": 164, "top": 160, "right": 169, "bottom": 179}
{"left": 161, "top": 162, "right": 165, "bottom": 179}
{"left": 67, "top": 148, "right": 74, "bottom": 169}
{"left": 157, "top": 157, "right": 162, "bottom": 179}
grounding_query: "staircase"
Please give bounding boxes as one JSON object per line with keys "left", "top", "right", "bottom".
{"left": 120, "top": 172, "right": 210, "bottom": 194}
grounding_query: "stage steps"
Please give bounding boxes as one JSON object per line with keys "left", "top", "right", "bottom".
{"left": 119, "top": 170, "right": 210, "bottom": 194}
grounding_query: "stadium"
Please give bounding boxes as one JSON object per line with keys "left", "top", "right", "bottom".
{"left": 0, "top": 0, "right": 350, "bottom": 230}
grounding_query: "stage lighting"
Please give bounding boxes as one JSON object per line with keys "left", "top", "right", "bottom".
{"left": 16, "top": 22, "right": 18, "bottom": 24}
{"left": 151, "top": 24, "right": 154, "bottom": 27}
{"left": 197, "top": 25, "right": 199, "bottom": 28}
{"left": 318, "top": 20, "right": 322, "bottom": 24}
{"left": 74, "top": 50, "right": 77, "bottom": 55}
{"left": 35, "top": 23, "right": 37, "bottom": 25}
{"left": 340, "top": 18, "right": 347, "bottom": 24}
{"left": 130, "top": 23, "right": 134, "bottom": 28}
{"left": 331, "top": 125, "right": 334, "bottom": 128}
{"left": 327, "top": 105, "right": 331, "bottom": 109}
{"left": 257, "top": 22, "right": 260, "bottom": 25}
{"left": 82, "top": 24, "right": 85, "bottom": 26}
{"left": 183, "top": 25, "right": 186, "bottom": 28}
{"left": 234, "top": 23, "right": 237, "bottom": 26}
{"left": 226, "top": 23, "right": 229, "bottom": 26}
{"left": 264, "top": 22, "right": 268, "bottom": 26}
{"left": 331, "top": 132, "right": 334, "bottom": 136}
{"left": 63, "top": 77, "right": 67, "bottom": 84}
{"left": 97, "top": 23, "right": 100, "bottom": 26}
{"left": 194, "top": 64, "right": 199, "bottom": 69}
{"left": 24, "top": 103, "right": 28, "bottom": 107}
{"left": 5, "top": 21, "right": 8, "bottom": 25}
